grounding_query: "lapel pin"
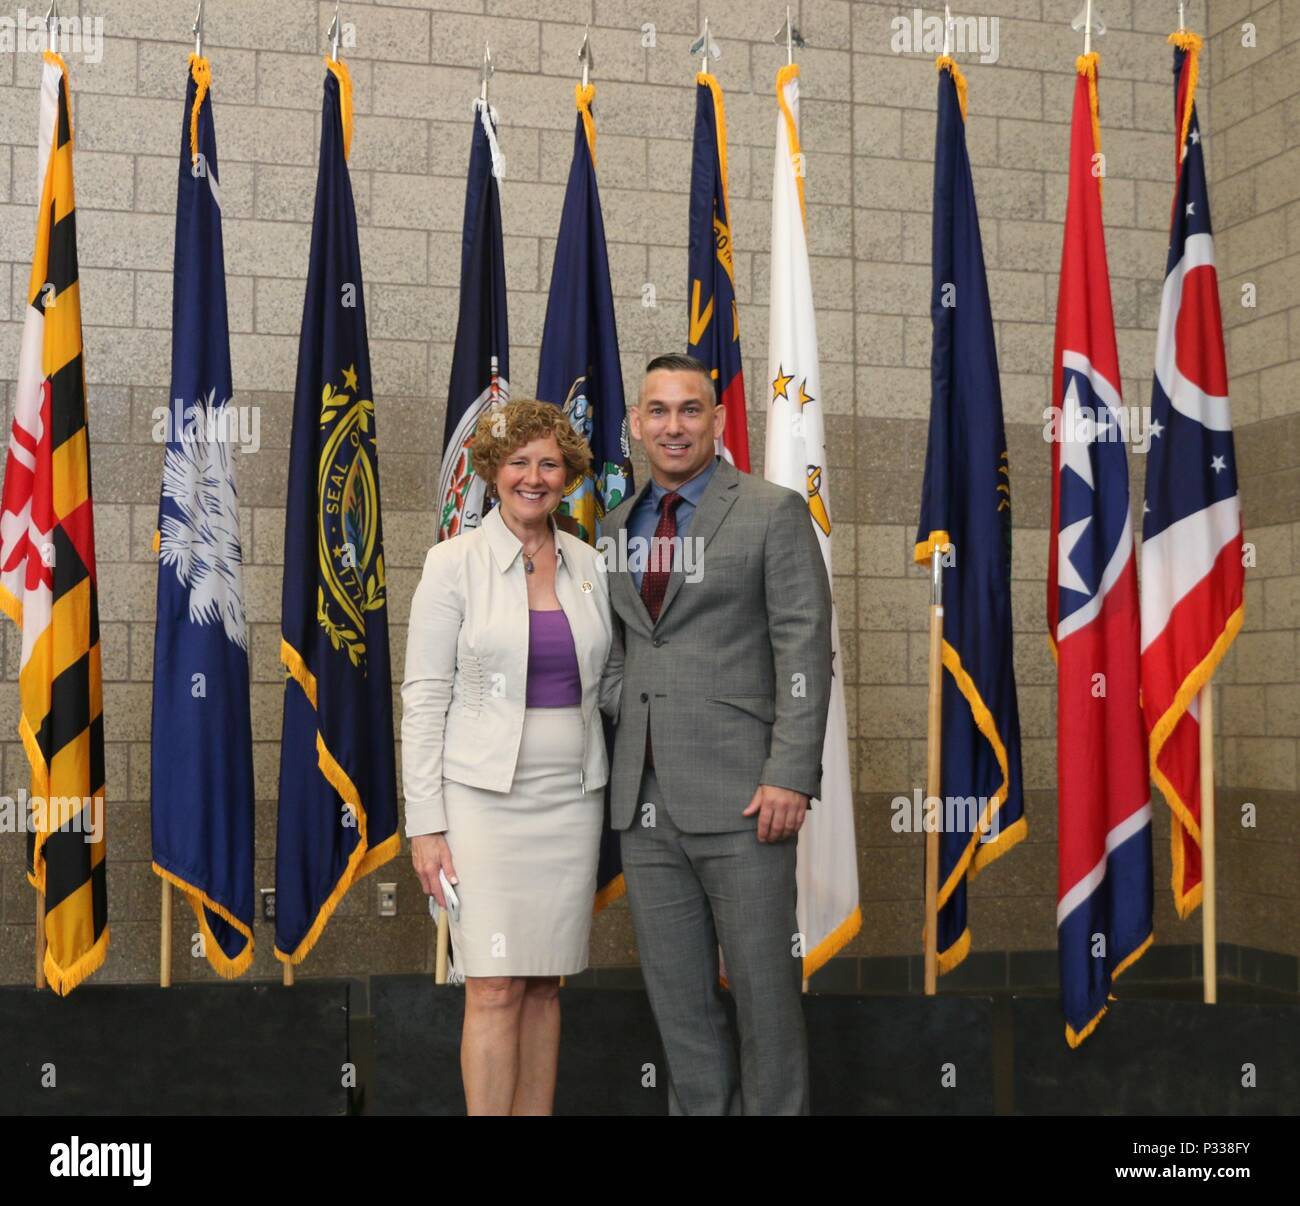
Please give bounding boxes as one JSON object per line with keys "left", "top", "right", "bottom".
{"left": 580, "top": 580, "right": 593, "bottom": 593}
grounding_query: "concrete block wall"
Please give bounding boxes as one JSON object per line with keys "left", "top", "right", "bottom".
{"left": 0, "top": 0, "right": 1292, "bottom": 985}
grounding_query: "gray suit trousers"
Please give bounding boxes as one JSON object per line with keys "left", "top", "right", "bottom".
{"left": 620, "top": 768, "right": 809, "bottom": 1116}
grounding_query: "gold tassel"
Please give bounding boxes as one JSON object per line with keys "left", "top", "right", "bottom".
{"left": 935, "top": 54, "right": 968, "bottom": 123}
{"left": 187, "top": 54, "right": 211, "bottom": 165}
{"left": 575, "top": 82, "right": 596, "bottom": 165}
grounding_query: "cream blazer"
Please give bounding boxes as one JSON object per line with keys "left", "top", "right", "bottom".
{"left": 401, "top": 504, "right": 615, "bottom": 837}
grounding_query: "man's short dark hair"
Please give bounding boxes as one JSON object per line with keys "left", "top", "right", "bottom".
{"left": 643, "top": 353, "right": 717, "bottom": 406}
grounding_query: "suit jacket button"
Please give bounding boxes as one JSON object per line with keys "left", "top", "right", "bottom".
{"left": 640, "top": 692, "right": 649, "bottom": 703}
{"left": 653, "top": 638, "right": 664, "bottom": 647}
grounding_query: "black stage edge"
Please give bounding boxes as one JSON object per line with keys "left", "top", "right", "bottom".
{"left": 371, "top": 979, "right": 997, "bottom": 1115}
{"left": 1013, "top": 995, "right": 1300, "bottom": 1115}
{"left": 0, "top": 980, "right": 351, "bottom": 1116}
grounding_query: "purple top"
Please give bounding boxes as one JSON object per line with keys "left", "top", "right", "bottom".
{"left": 525, "top": 609, "right": 582, "bottom": 707}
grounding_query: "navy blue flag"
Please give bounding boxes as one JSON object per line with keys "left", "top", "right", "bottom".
{"left": 437, "top": 99, "right": 510, "bottom": 542}
{"left": 914, "top": 58, "right": 1026, "bottom": 973}
{"left": 150, "top": 55, "right": 255, "bottom": 978}
{"left": 276, "top": 59, "right": 398, "bottom": 965}
{"left": 536, "top": 84, "right": 633, "bottom": 910}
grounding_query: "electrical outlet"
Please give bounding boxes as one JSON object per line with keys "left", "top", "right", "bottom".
{"left": 378, "top": 882, "right": 397, "bottom": 917}
{"left": 260, "top": 888, "right": 276, "bottom": 921}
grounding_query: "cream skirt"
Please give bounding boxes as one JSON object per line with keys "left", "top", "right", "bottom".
{"left": 442, "top": 706, "right": 603, "bottom": 977}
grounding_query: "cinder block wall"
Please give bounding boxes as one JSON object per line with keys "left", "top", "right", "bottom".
{"left": 0, "top": 1, "right": 1291, "bottom": 985}
{"left": 1206, "top": 0, "right": 1300, "bottom": 958}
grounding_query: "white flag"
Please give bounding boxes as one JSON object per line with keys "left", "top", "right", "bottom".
{"left": 764, "top": 64, "right": 861, "bottom": 977}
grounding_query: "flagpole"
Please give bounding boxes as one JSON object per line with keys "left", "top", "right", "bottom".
{"left": 35, "top": 894, "right": 46, "bottom": 989}
{"left": 160, "top": 881, "right": 172, "bottom": 987}
{"left": 923, "top": 546, "right": 943, "bottom": 995}
{"left": 1199, "top": 682, "right": 1217, "bottom": 1003}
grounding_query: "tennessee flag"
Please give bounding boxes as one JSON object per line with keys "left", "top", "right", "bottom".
{"left": 0, "top": 53, "right": 107, "bottom": 994}
{"left": 149, "top": 55, "right": 256, "bottom": 978}
{"left": 915, "top": 56, "right": 1026, "bottom": 974}
{"left": 1141, "top": 30, "right": 1243, "bottom": 919}
{"left": 276, "top": 58, "right": 399, "bottom": 964}
{"left": 1048, "top": 53, "right": 1153, "bottom": 1046}
{"left": 764, "top": 63, "right": 861, "bottom": 976}
{"left": 687, "top": 72, "right": 749, "bottom": 471}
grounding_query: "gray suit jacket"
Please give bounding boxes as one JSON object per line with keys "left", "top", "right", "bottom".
{"left": 599, "top": 458, "right": 833, "bottom": 833}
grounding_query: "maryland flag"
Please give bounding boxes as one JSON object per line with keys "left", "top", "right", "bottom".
{"left": 687, "top": 72, "right": 749, "bottom": 471}
{"left": 915, "top": 56, "right": 1026, "bottom": 974}
{"left": 276, "top": 58, "right": 399, "bottom": 964}
{"left": 0, "top": 52, "right": 107, "bottom": 994}
{"left": 764, "top": 63, "right": 861, "bottom": 976}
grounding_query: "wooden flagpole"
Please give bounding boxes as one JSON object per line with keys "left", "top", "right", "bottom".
{"left": 1199, "top": 681, "right": 1217, "bottom": 1004}
{"left": 160, "top": 881, "right": 173, "bottom": 987}
{"left": 35, "top": 893, "right": 46, "bottom": 989}
{"left": 435, "top": 910, "right": 449, "bottom": 984}
{"left": 924, "top": 547, "right": 944, "bottom": 995}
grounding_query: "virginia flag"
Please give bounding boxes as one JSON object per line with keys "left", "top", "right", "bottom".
{"left": 276, "top": 59, "right": 399, "bottom": 964}
{"left": 437, "top": 98, "right": 509, "bottom": 542}
{"left": 914, "top": 56, "right": 1026, "bottom": 974}
{"left": 764, "top": 63, "right": 861, "bottom": 976}
{"left": 1048, "top": 53, "right": 1153, "bottom": 1046}
{"left": 1141, "top": 30, "right": 1243, "bottom": 920}
{"left": 536, "top": 83, "right": 633, "bottom": 911}
{"left": 150, "top": 55, "right": 255, "bottom": 979}
{"left": 687, "top": 72, "right": 749, "bottom": 472}
{"left": 0, "top": 53, "right": 106, "bottom": 994}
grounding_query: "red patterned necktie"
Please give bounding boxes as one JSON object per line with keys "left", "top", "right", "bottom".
{"left": 639, "top": 490, "right": 683, "bottom": 623}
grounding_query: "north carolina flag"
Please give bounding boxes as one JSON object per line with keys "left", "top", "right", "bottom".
{"left": 1141, "top": 30, "right": 1243, "bottom": 920}
{"left": 764, "top": 63, "right": 861, "bottom": 977}
{"left": 0, "top": 52, "right": 107, "bottom": 995}
{"left": 437, "top": 97, "right": 509, "bottom": 542}
{"left": 1048, "top": 53, "right": 1153, "bottom": 1046}
{"left": 276, "top": 59, "right": 399, "bottom": 963}
{"left": 914, "top": 56, "right": 1026, "bottom": 974}
{"left": 150, "top": 55, "right": 256, "bottom": 978}
{"left": 687, "top": 72, "right": 749, "bottom": 472}
{"left": 536, "top": 83, "right": 633, "bottom": 912}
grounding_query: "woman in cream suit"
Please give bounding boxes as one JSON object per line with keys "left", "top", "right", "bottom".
{"left": 401, "top": 399, "right": 615, "bottom": 1116}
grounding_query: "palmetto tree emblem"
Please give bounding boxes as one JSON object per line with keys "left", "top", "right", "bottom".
{"left": 158, "top": 392, "right": 247, "bottom": 650}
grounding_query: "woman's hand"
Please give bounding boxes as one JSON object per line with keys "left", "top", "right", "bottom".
{"left": 411, "top": 833, "right": 458, "bottom": 908}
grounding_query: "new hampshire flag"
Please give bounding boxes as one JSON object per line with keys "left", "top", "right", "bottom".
{"left": 764, "top": 63, "right": 861, "bottom": 977}
{"left": 277, "top": 59, "right": 399, "bottom": 964}
{"left": 914, "top": 56, "right": 1026, "bottom": 973}
{"left": 536, "top": 82, "right": 633, "bottom": 911}
{"left": 150, "top": 55, "right": 255, "bottom": 978}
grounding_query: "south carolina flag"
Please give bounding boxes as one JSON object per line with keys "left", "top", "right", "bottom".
{"left": 764, "top": 63, "right": 861, "bottom": 976}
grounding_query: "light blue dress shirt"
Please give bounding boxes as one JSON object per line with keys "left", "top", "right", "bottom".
{"left": 627, "top": 455, "right": 720, "bottom": 593}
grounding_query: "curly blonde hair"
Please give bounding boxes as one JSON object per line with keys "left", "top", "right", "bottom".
{"left": 471, "top": 399, "right": 592, "bottom": 498}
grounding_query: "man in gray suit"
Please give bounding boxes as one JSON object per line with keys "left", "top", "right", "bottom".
{"left": 599, "top": 353, "right": 832, "bottom": 1115}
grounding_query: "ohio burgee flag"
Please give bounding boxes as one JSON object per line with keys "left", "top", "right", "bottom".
{"left": 763, "top": 63, "right": 861, "bottom": 976}
{"left": 1140, "top": 29, "right": 1244, "bottom": 920}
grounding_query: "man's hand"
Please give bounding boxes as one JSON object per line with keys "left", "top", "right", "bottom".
{"left": 742, "top": 784, "right": 809, "bottom": 843}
